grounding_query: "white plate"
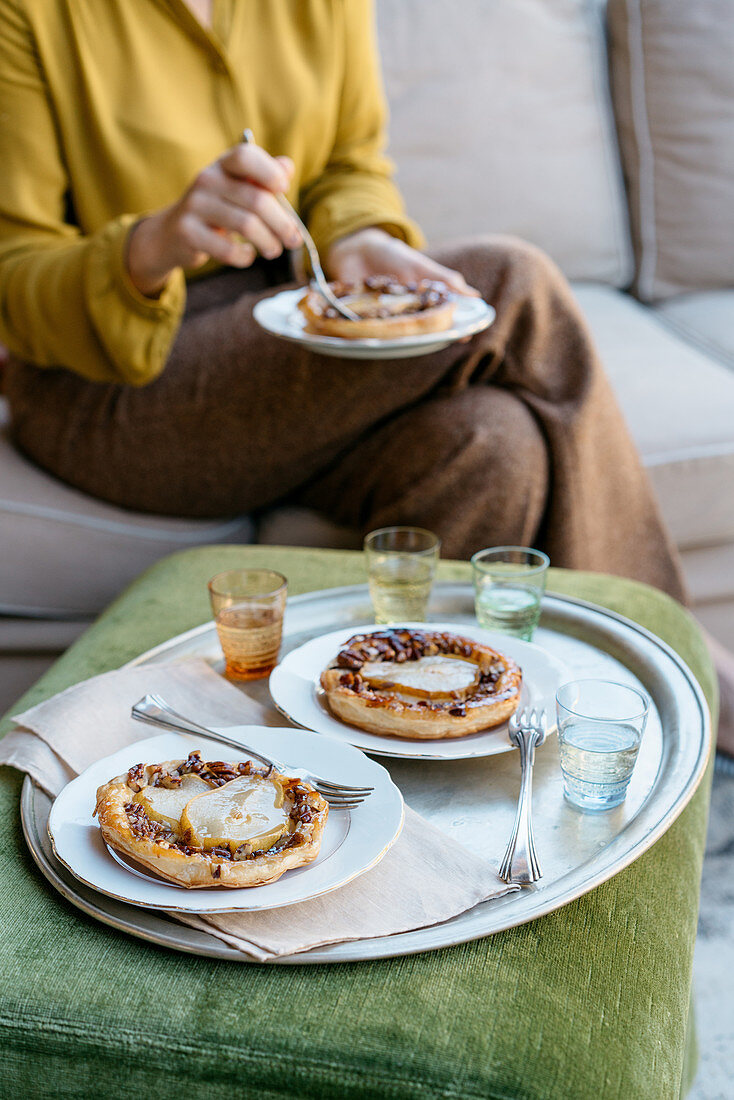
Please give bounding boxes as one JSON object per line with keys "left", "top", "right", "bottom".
{"left": 47, "top": 728, "right": 404, "bottom": 913}
{"left": 269, "top": 621, "right": 570, "bottom": 760}
{"left": 24, "top": 588, "right": 710, "bottom": 963}
{"left": 253, "top": 288, "right": 495, "bottom": 359}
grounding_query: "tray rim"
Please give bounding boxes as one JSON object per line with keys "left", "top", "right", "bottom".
{"left": 21, "top": 584, "right": 712, "bottom": 964}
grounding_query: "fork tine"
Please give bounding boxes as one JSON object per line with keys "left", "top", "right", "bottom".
{"left": 314, "top": 779, "right": 374, "bottom": 794}
{"left": 139, "top": 693, "right": 374, "bottom": 797}
{"left": 318, "top": 790, "right": 367, "bottom": 802}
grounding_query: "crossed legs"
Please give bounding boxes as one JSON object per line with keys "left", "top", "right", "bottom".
{"left": 6, "top": 235, "right": 686, "bottom": 600}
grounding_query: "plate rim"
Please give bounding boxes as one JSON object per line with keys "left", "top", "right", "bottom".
{"left": 46, "top": 727, "right": 405, "bottom": 914}
{"left": 253, "top": 287, "right": 495, "bottom": 352}
{"left": 268, "top": 620, "right": 569, "bottom": 760}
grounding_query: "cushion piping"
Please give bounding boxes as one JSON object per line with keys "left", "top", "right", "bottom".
{"left": 587, "top": 0, "right": 633, "bottom": 287}
{"left": 0, "top": 603, "right": 96, "bottom": 620}
{"left": 644, "top": 441, "right": 734, "bottom": 466}
{"left": 0, "top": 499, "right": 251, "bottom": 543}
{"left": 626, "top": 0, "right": 659, "bottom": 299}
{"left": 651, "top": 310, "right": 734, "bottom": 373}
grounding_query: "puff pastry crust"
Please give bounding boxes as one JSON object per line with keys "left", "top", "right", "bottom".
{"left": 320, "top": 629, "right": 522, "bottom": 740}
{"left": 298, "top": 275, "right": 456, "bottom": 339}
{"left": 94, "top": 752, "right": 328, "bottom": 888}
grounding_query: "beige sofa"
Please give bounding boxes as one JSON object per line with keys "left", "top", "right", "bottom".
{"left": 2, "top": 0, "right": 733, "bottom": 712}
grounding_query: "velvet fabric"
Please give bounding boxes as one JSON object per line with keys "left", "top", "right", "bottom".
{"left": 0, "top": 547, "right": 715, "bottom": 1099}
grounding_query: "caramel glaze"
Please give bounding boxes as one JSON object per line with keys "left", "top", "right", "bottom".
{"left": 122, "top": 751, "right": 312, "bottom": 861}
{"left": 321, "top": 275, "right": 450, "bottom": 320}
{"left": 329, "top": 628, "right": 519, "bottom": 718}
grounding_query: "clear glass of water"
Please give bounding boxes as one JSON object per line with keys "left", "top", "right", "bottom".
{"left": 364, "top": 526, "right": 440, "bottom": 624}
{"left": 556, "top": 679, "right": 650, "bottom": 811}
{"left": 471, "top": 546, "right": 549, "bottom": 640}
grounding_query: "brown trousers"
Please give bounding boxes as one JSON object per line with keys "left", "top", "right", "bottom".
{"left": 6, "top": 236, "right": 687, "bottom": 602}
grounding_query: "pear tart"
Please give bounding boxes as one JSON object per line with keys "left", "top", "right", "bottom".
{"left": 320, "top": 629, "right": 522, "bottom": 740}
{"left": 94, "top": 751, "right": 328, "bottom": 888}
{"left": 298, "top": 275, "right": 456, "bottom": 339}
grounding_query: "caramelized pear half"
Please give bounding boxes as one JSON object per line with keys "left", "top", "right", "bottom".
{"left": 361, "top": 655, "right": 480, "bottom": 699}
{"left": 133, "top": 773, "right": 212, "bottom": 833}
{"left": 180, "top": 774, "right": 289, "bottom": 854}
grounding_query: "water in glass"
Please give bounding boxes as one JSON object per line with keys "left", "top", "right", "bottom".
{"left": 559, "top": 720, "right": 641, "bottom": 810}
{"left": 475, "top": 583, "right": 542, "bottom": 640}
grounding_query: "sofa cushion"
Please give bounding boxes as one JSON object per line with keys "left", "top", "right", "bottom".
{"left": 654, "top": 292, "right": 734, "bottom": 371}
{"left": 608, "top": 0, "right": 734, "bottom": 301}
{"left": 377, "top": 0, "right": 633, "bottom": 286}
{"left": 679, "top": 542, "right": 734, "bottom": 648}
{"left": 257, "top": 507, "right": 363, "bottom": 552}
{"left": 571, "top": 283, "right": 734, "bottom": 550}
{"left": 0, "top": 400, "right": 255, "bottom": 617}
{"left": 678, "top": 542, "right": 734, "bottom": 607}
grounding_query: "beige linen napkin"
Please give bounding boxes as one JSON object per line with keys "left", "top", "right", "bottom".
{"left": 2, "top": 659, "right": 518, "bottom": 959}
{"left": 4, "top": 659, "right": 279, "bottom": 798}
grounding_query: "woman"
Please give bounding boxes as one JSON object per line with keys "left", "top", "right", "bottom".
{"left": 0, "top": 0, "right": 687, "bottom": 592}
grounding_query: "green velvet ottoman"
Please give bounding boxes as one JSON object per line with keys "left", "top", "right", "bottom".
{"left": 0, "top": 548, "right": 715, "bottom": 1100}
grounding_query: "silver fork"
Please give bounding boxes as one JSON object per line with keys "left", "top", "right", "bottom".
{"left": 130, "top": 694, "right": 373, "bottom": 810}
{"left": 498, "top": 707, "right": 547, "bottom": 884}
{"left": 242, "top": 129, "right": 360, "bottom": 323}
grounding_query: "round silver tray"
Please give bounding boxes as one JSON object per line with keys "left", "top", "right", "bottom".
{"left": 21, "top": 584, "right": 711, "bottom": 964}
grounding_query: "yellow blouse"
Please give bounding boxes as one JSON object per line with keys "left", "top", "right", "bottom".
{"left": 0, "top": 0, "right": 421, "bottom": 385}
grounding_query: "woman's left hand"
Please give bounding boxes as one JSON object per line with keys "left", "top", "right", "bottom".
{"left": 326, "top": 227, "right": 480, "bottom": 296}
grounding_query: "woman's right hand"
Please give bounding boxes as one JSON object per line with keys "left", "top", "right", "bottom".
{"left": 126, "top": 141, "right": 302, "bottom": 297}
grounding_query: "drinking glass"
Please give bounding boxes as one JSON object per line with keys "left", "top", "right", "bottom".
{"left": 364, "top": 527, "right": 440, "bottom": 624}
{"left": 208, "top": 569, "right": 287, "bottom": 681}
{"left": 556, "top": 679, "right": 650, "bottom": 811}
{"left": 471, "top": 546, "right": 549, "bottom": 640}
